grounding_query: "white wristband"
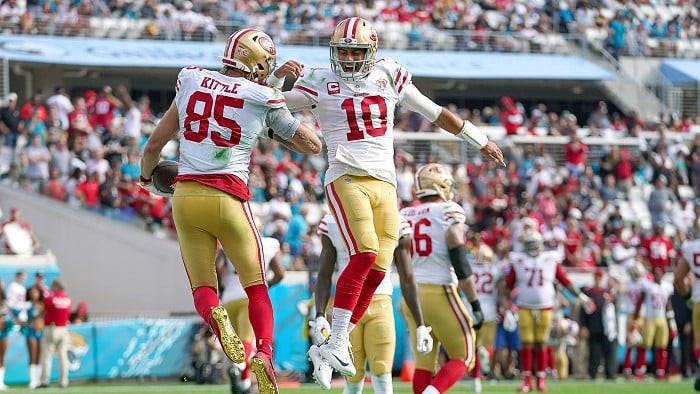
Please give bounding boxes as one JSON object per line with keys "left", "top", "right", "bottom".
{"left": 267, "top": 74, "right": 286, "bottom": 89}
{"left": 456, "top": 120, "right": 488, "bottom": 149}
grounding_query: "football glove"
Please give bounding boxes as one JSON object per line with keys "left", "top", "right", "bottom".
{"left": 138, "top": 176, "right": 173, "bottom": 198}
{"left": 309, "top": 316, "right": 331, "bottom": 345}
{"left": 416, "top": 325, "right": 434, "bottom": 355}
{"left": 471, "top": 300, "right": 485, "bottom": 330}
{"left": 578, "top": 292, "right": 596, "bottom": 314}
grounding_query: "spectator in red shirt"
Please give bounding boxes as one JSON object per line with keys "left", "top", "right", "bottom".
{"left": 19, "top": 92, "right": 47, "bottom": 123}
{"left": 92, "top": 86, "right": 122, "bottom": 132}
{"left": 564, "top": 134, "right": 588, "bottom": 178}
{"left": 615, "top": 148, "right": 634, "bottom": 196}
{"left": 640, "top": 223, "right": 676, "bottom": 271}
{"left": 563, "top": 217, "right": 583, "bottom": 266}
{"left": 39, "top": 279, "right": 72, "bottom": 389}
{"left": 498, "top": 96, "right": 523, "bottom": 136}
{"left": 75, "top": 171, "right": 101, "bottom": 212}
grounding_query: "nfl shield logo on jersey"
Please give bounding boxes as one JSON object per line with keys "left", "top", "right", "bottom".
{"left": 327, "top": 82, "right": 340, "bottom": 95}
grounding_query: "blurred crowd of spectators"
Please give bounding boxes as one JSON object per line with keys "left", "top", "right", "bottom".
{"left": 0, "top": 86, "right": 699, "bottom": 273}
{"left": 0, "top": 0, "right": 695, "bottom": 58}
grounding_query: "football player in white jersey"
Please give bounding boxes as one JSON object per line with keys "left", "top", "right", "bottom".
{"left": 504, "top": 230, "right": 592, "bottom": 393}
{"left": 632, "top": 266, "right": 676, "bottom": 379}
{"left": 272, "top": 17, "right": 505, "bottom": 379}
{"left": 673, "top": 235, "right": 700, "bottom": 390}
{"left": 469, "top": 245, "right": 499, "bottom": 393}
{"left": 309, "top": 213, "right": 431, "bottom": 393}
{"left": 139, "top": 29, "right": 322, "bottom": 394}
{"left": 621, "top": 263, "right": 648, "bottom": 378}
{"left": 399, "top": 163, "right": 484, "bottom": 394}
{"left": 217, "top": 237, "right": 285, "bottom": 394}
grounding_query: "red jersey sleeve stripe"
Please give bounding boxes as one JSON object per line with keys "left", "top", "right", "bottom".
{"left": 267, "top": 98, "right": 285, "bottom": 104}
{"left": 293, "top": 85, "right": 318, "bottom": 97}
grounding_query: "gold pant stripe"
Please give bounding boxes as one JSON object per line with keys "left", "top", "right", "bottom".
{"left": 242, "top": 200, "right": 266, "bottom": 284}
{"left": 445, "top": 285, "right": 475, "bottom": 369}
{"left": 326, "top": 181, "right": 360, "bottom": 255}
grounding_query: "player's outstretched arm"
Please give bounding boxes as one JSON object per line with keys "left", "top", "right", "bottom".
{"left": 140, "top": 100, "right": 179, "bottom": 180}
{"left": 266, "top": 107, "right": 322, "bottom": 154}
{"left": 400, "top": 84, "right": 506, "bottom": 166}
{"left": 394, "top": 234, "right": 425, "bottom": 326}
{"left": 268, "top": 252, "right": 286, "bottom": 288}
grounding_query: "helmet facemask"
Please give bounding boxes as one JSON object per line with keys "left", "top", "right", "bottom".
{"left": 329, "top": 17, "right": 378, "bottom": 82}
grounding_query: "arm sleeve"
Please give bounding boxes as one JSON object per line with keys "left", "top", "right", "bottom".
{"left": 283, "top": 90, "right": 316, "bottom": 112}
{"left": 555, "top": 264, "right": 572, "bottom": 288}
{"left": 400, "top": 84, "right": 442, "bottom": 122}
{"left": 265, "top": 107, "right": 300, "bottom": 141}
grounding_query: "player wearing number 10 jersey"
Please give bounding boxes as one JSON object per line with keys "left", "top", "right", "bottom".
{"left": 139, "top": 28, "right": 322, "bottom": 394}
{"left": 279, "top": 17, "right": 506, "bottom": 382}
{"left": 505, "top": 231, "right": 591, "bottom": 393}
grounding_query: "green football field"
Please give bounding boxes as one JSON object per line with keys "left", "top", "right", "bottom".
{"left": 2, "top": 379, "right": 697, "bottom": 393}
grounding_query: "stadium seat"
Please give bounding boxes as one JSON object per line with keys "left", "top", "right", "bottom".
{"left": 676, "top": 39, "right": 694, "bottom": 58}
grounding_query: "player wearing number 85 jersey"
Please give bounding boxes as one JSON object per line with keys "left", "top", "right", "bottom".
{"left": 505, "top": 231, "right": 591, "bottom": 393}
{"left": 139, "top": 28, "right": 322, "bottom": 394}
{"left": 274, "top": 17, "right": 506, "bottom": 383}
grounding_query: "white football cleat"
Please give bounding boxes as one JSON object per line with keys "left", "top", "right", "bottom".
{"left": 308, "top": 345, "right": 333, "bottom": 391}
{"left": 318, "top": 337, "right": 356, "bottom": 377}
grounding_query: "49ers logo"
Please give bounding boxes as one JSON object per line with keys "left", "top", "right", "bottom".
{"left": 376, "top": 79, "right": 387, "bottom": 90}
{"left": 369, "top": 29, "right": 378, "bottom": 41}
{"left": 259, "top": 36, "right": 276, "bottom": 55}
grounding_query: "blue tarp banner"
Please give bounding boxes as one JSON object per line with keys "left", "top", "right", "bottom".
{"left": 0, "top": 35, "right": 614, "bottom": 80}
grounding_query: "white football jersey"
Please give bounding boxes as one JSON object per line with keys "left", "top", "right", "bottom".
{"left": 642, "top": 279, "right": 674, "bottom": 319}
{"left": 220, "top": 237, "right": 281, "bottom": 303}
{"left": 680, "top": 238, "right": 700, "bottom": 301}
{"left": 508, "top": 250, "right": 564, "bottom": 309}
{"left": 175, "top": 66, "right": 292, "bottom": 184}
{"left": 622, "top": 278, "right": 648, "bottom": 316}
{"left": 292, "top": 58, "right": 412, "bottom": 186}
{"left": 400, "top": 201, "right": 467, "bottom": 286}
{"left": 317, "top": 212, "right": 411, "bottom": 295}
{"left": 471, "top": 262, "right": 500, "bottom": 322}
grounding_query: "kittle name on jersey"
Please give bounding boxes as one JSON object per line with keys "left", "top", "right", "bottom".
{"left": 200, "top": 76, "right": 241, "bottom": 94}
{"left": 403, "top": 207, "right": 431, "bottom": 216}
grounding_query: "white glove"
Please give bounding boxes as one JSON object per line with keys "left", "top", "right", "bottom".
{"left": 578, "top": 292, "right": 596, "bottom": 314}
{"left": 138, "top": 177, "right": 173, "bottom": 198}
{"left": 309, "top": 316, "right": 331, "bottom": 345}
{"left": 416, "top": 325, "right": 434, "bottom": 355}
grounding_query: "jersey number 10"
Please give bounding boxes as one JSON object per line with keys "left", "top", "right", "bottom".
{"left": 341, "top": 96, "right": 388, "bottom": 141}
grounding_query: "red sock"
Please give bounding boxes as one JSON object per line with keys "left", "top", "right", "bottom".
{"left": 521, "top": 347, "right": 533, "bottom": 377}
{"left": 694, "top": 347, "right": 700, "bottom": 365}
{"left": 192, "top": 286, "right": 219, "bottom": 326}
{"left": 547, "top": 346, "right": 555, "bottom": 371}
{"left": 241, "top": 341, "right": 253, "bottom": 380}
{"left": 432, "top": 359, "right": 468, "bottom": 393}
{"left": 412, "top": 368, "right": 433, "bottom": 394}
{"left": 623, "top": 348, "right": 633, "bottom": 370}
{"left": 333, "top": 252, "right": 376, "bottom": 311}
{"left": 350, "top": 268, "right": 385, "bottom": 324}
{"left": 634, "top": 347, "right": 647, "bottom": 373}
{"left": 655, "top": 348, "right": 668, "bottom": 377}
{"left": 244, "top": 284, "right": 274, "bottom": 356}
{"left": 535, "top": 348, "right": 546, "bottom": 378}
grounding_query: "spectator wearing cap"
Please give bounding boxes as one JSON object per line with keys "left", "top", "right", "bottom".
{"left": 580, "top": 268, "right": 617, "bottom": 380}
{"left": 39, "top": 279, "right": 72, "bottom": 389}
{"left": 0, "top": 92, "right": 20, "bottom": 148}
{"left": 648, "top": 175, "right": 677, "bottom": 227}
{"left": 498, "top": 96, "right": 524, "bottom": 136}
